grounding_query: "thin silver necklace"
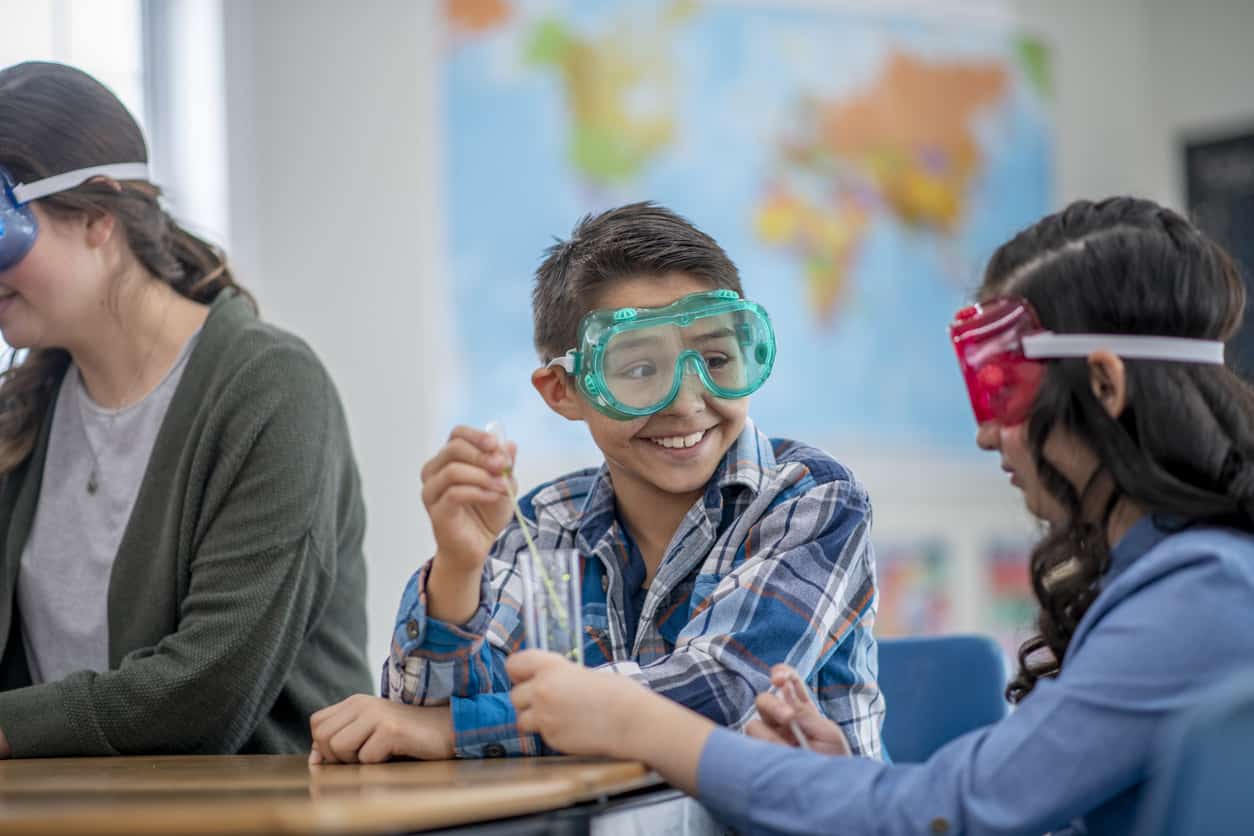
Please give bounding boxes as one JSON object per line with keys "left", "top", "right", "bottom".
{"left": 77, "top": 293, "right": 174, "bottom": 495}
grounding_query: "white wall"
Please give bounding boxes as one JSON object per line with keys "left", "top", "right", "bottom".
{"left": 1009, "top": 0, "right": 1155, "bottom": 203}
{"left": 1140, "top": 0, "right": 1254, "bottom": 209}
{"left": 1009, "top": 0, "right": 1254, "bottom": 210}
{"left": 144, "top": 0, "right": 230, "bottom": 249}
{"left": 222, "top": 0, "right": 446, "bottom": 669}
{"left": 217, "top": 0, "right": 1254, "bottom": 670}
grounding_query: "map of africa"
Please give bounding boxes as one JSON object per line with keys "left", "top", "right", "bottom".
{"left": 441, "top": 0, "right": 1052, "bottom": 459}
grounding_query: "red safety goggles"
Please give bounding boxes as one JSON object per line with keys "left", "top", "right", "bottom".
{"left": 950, "top": 298, "right": 1047, "bottom": 426}
{"left": 950, "top": 296, "right": 1227, "bottom": 426}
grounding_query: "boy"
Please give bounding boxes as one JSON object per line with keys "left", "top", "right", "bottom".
{"left": 309, "top": 203, "right": 882, "bottom": 763}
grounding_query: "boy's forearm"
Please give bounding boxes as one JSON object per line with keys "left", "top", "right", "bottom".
{"left": 426, "top": 554, "right": 485, "bottom": 624}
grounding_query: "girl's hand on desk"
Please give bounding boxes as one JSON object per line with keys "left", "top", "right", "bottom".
{"left": 746, "top": 664, "right": 852, "bottom": 756}
{"left": 308, "top": 696, "right": 455, "bottom": 765}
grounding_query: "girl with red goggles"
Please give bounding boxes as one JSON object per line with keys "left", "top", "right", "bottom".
{"left": 500, "top": 197, "right": 1254, "bottom": 836}
{"left": 950, "top": 295, "right": 1224, "bottom": 427}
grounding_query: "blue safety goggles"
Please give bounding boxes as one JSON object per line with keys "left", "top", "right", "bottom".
{"left": 0, "top": 162, "right": 149, "bottom": 272}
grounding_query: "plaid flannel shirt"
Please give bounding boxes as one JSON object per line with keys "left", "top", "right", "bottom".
{"left": 383, "top": 420, "right": 883, "bottom": 759}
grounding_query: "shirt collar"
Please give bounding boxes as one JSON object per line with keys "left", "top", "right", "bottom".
{"left": 714, "top": 417, "right": 775, "bottom": 493}
{"left": 1106, "top": 513, "right": 1184, "bottom": 581}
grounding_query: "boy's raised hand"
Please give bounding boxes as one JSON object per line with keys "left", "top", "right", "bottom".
{"left": 421, "top": 426, "right": 519, "bottom": 575}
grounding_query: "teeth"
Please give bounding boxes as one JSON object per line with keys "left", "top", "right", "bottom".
{"left": 649, "top": 430, "right": 706, "bottom": 449}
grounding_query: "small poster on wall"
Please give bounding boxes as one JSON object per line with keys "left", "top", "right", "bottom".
{"left": 981, "top": 537, "right": 1036, "bottom": 660}
{"left": 875, "top": 540, "right": 951, "bottom": 637}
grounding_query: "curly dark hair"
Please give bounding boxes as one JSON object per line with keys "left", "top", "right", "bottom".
{"left": 980, "top": 197, "right": 1254, "bottom": 703}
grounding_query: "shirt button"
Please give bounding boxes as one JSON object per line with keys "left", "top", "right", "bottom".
{"left": 405, "top": 619, "right": 420, "bottom": 640}
{"left": 484, "top": 744, "right": 506, "bottom": 758}
{"left": 930, "top": 817, "right": 950, "bottom": 834}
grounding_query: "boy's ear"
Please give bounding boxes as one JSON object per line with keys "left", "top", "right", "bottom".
{"left": 532, "top": 366, "right": 584, "bottom": 421}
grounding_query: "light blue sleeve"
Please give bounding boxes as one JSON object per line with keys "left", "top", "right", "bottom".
{"left": 696, "top": 548, "right": 1254, "bottom": 835}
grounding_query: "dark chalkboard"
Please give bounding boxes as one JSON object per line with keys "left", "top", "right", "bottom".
{"left": 1184, "top": 128, "right": 1254, "bottom": 375}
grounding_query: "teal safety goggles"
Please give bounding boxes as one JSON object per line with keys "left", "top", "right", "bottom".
{"left": 548, "top": 289, "right": 776, "bottom": 420}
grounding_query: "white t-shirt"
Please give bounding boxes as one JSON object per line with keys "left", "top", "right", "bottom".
{"left": 17, "top": 333, "right": 199, "bottom": 684}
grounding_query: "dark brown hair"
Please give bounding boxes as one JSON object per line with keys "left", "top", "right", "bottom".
{"left": 531, "top": 202, "right": 743, "bottom": 361}
{"left": 981, "top": 197, "right": 1254, "bottom": 702}
{"left": 0, "top": 61, "right": 253, "bottom": 472}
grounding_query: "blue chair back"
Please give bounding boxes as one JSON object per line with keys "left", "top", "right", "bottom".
{"left": 878, "top": 635, "right": 1009, "bottom": 762}
{"left": 1135, "top": 671, "right": 1254, "bottom": 836}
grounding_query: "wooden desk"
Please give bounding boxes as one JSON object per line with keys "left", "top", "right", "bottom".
{"left": 0, "top": 755, "right": 661, "bottom": 835}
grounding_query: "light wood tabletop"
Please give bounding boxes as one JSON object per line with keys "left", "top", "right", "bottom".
{"left": 0, "top": 754, "right": 661, "bottom": 835}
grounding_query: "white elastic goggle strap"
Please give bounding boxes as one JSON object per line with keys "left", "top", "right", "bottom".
{"left": 1022, "top": 332, "right": 1226, "bottom": 364}
{"left": 548, "top": 350, "right": 577, "bottom": 373}
{"left": 11, "top": 163, "right": 150, "bottom": 204}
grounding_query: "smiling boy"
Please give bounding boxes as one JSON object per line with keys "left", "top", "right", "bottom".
{"left": 309, "top": 203, "right": 883, "bottom": 764}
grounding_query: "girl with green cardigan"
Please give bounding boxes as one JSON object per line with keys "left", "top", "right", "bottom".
{"left": 0, "top": 62, "right": 372, "bottom": 758}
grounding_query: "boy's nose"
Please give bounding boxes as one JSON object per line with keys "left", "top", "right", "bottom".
{"left": 975, "top": 421, "right": 1000, "bottom": 451}
{"left": 662, "top": 359, "right": 708, "bottom": 415}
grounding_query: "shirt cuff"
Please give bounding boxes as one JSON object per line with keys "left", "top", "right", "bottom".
{"left": 451, "top": 693, "right": 543, "bottom": 758}
{"left": 391, "top": 561, "right": 494, "bottom": 660}
{"left": 696, "top": 727, "right": 760, "bottom": 828}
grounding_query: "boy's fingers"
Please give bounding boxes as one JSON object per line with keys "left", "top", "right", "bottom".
{"left": 311, "top": 703, "right": 360, "bottom": 750}
{"left": 421, "top": 438, "right": 507, "bottom": 482}
{"left": 421, "top": 437, "right": 478, "bottom": 479}
{"left": 440, "top": 486, "right": 508, "bottom": 508}
{"left": 309, "top": 700, "right": 345, "bottom": 731}
{"left": 448, "top": 425, "right": 500, "bottom": 451}
{"left": 422, "top": 463, "right": 509, "bottom": 506}
{"left": 357, "top": 730, "right": 395, "bottom": 765}
{"left": 327, "top": 717, "right": 375, "bottom": 764}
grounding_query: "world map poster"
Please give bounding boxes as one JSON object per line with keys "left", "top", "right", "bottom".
{"left": 441, "top": 0, "right": 1053, "bottom": 459}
